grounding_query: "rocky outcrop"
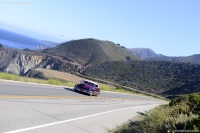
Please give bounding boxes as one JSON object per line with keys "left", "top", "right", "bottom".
{"left": 0, "top": 48, "right": 19, "bottom": 71}
{"left": 5, "top": 54, "right": 44, "bottom": 75}
{"left": 0, "top": 48, "right": 85, "bottom": 75}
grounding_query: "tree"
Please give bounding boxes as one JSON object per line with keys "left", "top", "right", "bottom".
{"left": 0, "top": 44, "right": 3, "bottom": 48}
{"left": 126, "top": 56, "right": 131, "bottom": 61}
{"left": 23, "top": 48, "right": 30, "bottom": 51}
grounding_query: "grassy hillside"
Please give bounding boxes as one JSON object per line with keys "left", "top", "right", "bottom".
{"left": 110, "top": 93, "right": 200, "bottom": 133}
{"left": 0, "top": 71, "right": 75, "bottom": 87}
{"left": 42, "top": 38, "right": 137, "bottom": 66}
{"left": 83, "top": 60, "right": 200, "bottom": 97}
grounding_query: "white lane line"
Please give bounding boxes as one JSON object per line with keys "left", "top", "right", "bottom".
{"left": 102, "top": 90, "right": 150, "bottom": 98}
{"left": 5, "top": 104, "right": 159, "bottom": 133}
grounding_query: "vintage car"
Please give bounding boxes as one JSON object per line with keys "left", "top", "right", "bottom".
{"left": 73, "top": 80, "right": 100, "bottom": 96}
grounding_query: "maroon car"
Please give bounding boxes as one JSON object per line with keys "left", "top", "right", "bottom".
{"left": 73, "top": 80, "right": 100, "bottom": 96}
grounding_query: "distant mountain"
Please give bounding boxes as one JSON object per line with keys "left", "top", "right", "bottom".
{"left": 147, "top": 54, "right": 200, "bottom": 64}
{"left": 127, "top": 48, "right": 164, "bottom": 59}
{"left": 0, "top": 28, "right": 54, "bottom": 50}
{"left": 42, "top": 38, "right": 138, "bottom": 66}
{"left": 128, "top": 48, "right": 200, "bottom": 64}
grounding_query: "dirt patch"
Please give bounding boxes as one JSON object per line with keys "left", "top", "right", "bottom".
{"left": 36, "top": 68, "right": 111, "bottom": 87}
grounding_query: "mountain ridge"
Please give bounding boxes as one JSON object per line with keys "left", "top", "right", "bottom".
{"left": 42, "top": 38, "right": 138, "bottom": 66}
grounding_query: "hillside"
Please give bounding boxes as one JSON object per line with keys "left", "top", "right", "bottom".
{"left": 127, "top": 48, "right": 164, "bottom": 59}
{"left": 0, "top": 38, "right": 138, "bottom": 75}
{"left": 83, "top": 60, "right": 200, "bottom": 97}
{"left": 1, "top": 38, "right": 200, "bottom": 98}
{"left": 42, "top": 38, "right": 138, "bottom": 66}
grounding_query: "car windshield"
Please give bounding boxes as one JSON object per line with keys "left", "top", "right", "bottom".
{"left": 82, "top": 80, "right": 98, "bottom": 87}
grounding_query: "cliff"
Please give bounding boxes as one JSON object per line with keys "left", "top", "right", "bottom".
{"left": 0, "top": 48, "right": 84, "bottom": 75}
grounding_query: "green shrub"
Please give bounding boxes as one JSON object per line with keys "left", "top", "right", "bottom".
{"left": 0, "top": 72, "right": 75, "bottom": 87}
{"left": 0, "top": 72, "right": 17, "bottom": 80}
{"left": 48, "top": 79, "right": 62, "bottom": 85}
{"left": 100, "top": 85, "right": 110, "bottom": 91}
{"left": 169, "top": 93, "right": 200, "bottom": 115}
{"left": 111, "top": 94, "right": 200, "bottom": 133}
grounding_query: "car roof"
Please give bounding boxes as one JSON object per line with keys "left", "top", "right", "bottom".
{"left": 82, "top": 80, "right": 98, "bottom": 85}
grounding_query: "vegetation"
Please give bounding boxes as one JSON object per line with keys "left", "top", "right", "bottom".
{"left": 0, "top": 72, "right": 75, "bottom": 87}
{"left": 23, "top": 48, "right": 31, "bottom": 51}
{"left": 84, "top": 60, "right": 200, "bottom": 97}
{"left": 25, "top": 69, "right": 47, "bottom": 79}
{"left": 42, "top": 38, "right": 137, "bottom": 66}
{"left": 100, "top": 85, "right": 137, "bottom": 94}
{"left": 110, "top": 93, "right": 200, "bottom": 133}
{"left": 0, "top": 44, "right": 3, "bottom": 48}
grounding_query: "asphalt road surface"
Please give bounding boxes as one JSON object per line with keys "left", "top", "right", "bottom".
{"left": 0, "top": 80, "right": 167, "bottom": 133}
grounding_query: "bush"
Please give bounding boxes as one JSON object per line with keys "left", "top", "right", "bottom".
{"left": 100, "top": 85, "right": 110, "bottom": 91}
{"left": 48, "top": 79, "right": 63, "bottom": 85}
{"left": 0, "top": 72, "right": 17, "bottom": 80}
{"left": 111, "top": 94, "right": 200, "bottom": 133}
{"left": 126, "top": 56, "right": 131, "bottom": 61}
{"left": 169, "top": 93, "right": 200, "bottom": 115}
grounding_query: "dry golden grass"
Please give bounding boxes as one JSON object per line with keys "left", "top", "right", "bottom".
{"left": 37, "top": 68, "right": 83, "bottom": 83}
{"left": 36, "top": 68, "right": 114, "bottom": 88}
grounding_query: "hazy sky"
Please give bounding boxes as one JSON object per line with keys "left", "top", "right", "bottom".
{"left": 0, "top": 0, "right": 199, "bottom": 56}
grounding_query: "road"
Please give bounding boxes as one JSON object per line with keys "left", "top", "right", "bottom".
{"left": 0, "top": 80, "right": 166, "bottom": 133}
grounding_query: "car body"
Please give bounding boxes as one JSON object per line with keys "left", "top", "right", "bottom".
{"left": 73, "top": 80, "right": 100, "bottom": 96}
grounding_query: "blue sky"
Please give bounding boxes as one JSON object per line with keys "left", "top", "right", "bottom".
{"left": 0, "top": 0, "right": 199, "bottom": 56}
